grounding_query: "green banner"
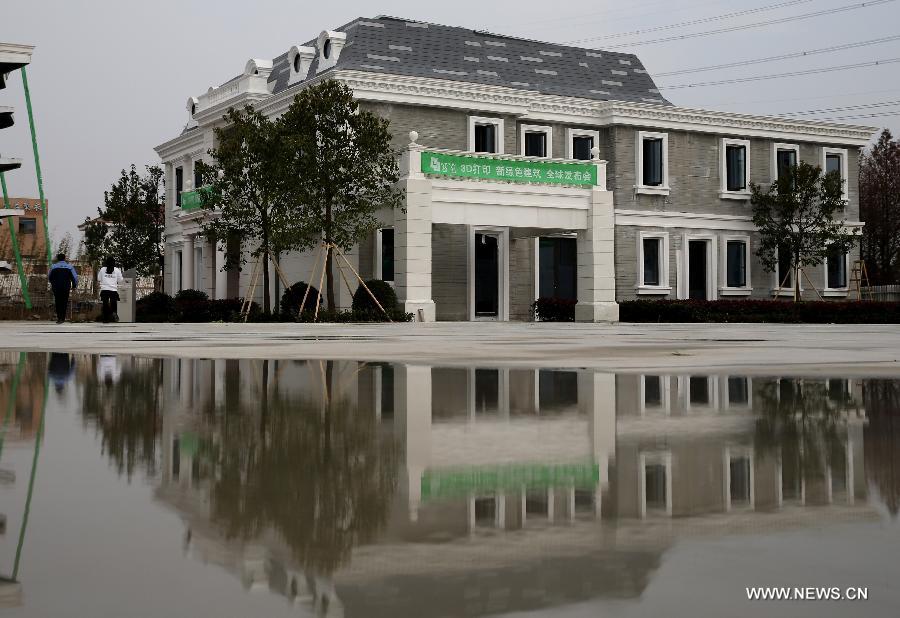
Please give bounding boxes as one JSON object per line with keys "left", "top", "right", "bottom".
{"left": 421, "top": 151, "right": 597, "bottom": 187}
{"left": 421, "top": 461, "right": 599, "bottom": 502}
{"left": 180, "top": 189, "right": 205, "bottom": 212}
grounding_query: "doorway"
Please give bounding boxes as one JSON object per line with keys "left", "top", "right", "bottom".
{"left": 688, "top": 240, "right": 709, "bottom": 300}
{"left": 474, "top": 232, "right": 500, "bottom": 318}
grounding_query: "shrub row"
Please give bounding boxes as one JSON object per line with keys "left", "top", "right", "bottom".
{"left": 532, "top": 297, "right": 577, "bottom": 322}
{"left": 619, "top": 299, "right": 900, "bottom": 324}
{"left": 137, "top": 279, "right": 407, "bottom": 323}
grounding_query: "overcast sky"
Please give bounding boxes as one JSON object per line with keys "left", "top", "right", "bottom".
{"left": 3, "top": 0, "right": 899, "bottom": 248}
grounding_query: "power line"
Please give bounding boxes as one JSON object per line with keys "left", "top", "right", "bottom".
{"left": 572, "top": 0, "right": 898, "bottom": 48}
{"left": 655, "top": 35, "right": 900, "bottom": 77}
{"left": 781, "top": 99, "right": 900, "bottom": 116}
{"left": 814, "top": 109, "right": 900, "bottom": 121}
{"left": 660, "top": 56, "right": 900, "bottom": 89}
{"left": 706, "top": 86, "right": 900, "bottom": 108}
{"left": 569, "top": 0, "right": 811, "bottom": 44}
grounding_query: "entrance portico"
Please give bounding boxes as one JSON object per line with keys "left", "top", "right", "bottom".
{"left": 394, "top": 132, "right": 618, "bottom": 322}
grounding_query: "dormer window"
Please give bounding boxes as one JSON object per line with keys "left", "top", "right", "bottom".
{"left": 293, "top": 54, "right": 302, "bottom": 72}
{"left": 316, "top": 31, "right": 347, "bottom": 72}
{"left": 288, "top": 45, "right": 316, "bottom": 85}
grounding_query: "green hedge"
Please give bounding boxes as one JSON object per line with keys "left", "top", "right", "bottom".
{"left": 619, "top": 299, "right": 900, "bottom": 324}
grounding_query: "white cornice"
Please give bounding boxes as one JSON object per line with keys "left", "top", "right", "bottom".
{"left": 0, "top": 43, "right": 34, "bottom": 68}
{"left": 154, "top": 129, "right": 205, "bottom": 161}
{"left": 615, "top": 208, "right": 864, "bottom": 230}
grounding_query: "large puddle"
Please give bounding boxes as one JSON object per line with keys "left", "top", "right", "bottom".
{"left": 1, "top": 353, "right": 899, "bottom": 617}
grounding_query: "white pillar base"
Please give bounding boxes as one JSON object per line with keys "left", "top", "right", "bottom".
{"left": 403, "top": 300, "right": 436, "bottom": 322}
{"left": 575, "top": 301, "right": 619, "bottom": 323}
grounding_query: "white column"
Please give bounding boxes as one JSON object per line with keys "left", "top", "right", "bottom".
{"left": 396, "top": 133, "right": 436, "bottom": 321}
{"left": 579, "top": 371, "right": 616, "bottom": 519}
{"left": 575, "top": 157, "right": 618, "bottom": 322}
{"left": 396, "top": 364, "right": 432, "bottom": 522}
{"left": 181, "top": 235, "right": 194, "bottom": 291}
{"left": 215, "top": 242, "right": 228, "bottom": 299}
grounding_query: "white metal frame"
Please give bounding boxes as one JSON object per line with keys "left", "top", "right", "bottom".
{"left": 719, "top": 234, "right": 752, "bottom": 296}
{"left": 771, "top": 142, "right": 800, "bottom": 183}
{"left": 681, "top": 233, "right": 718, "bottom": 301}
{"left": 772, "top": 245, "right": 803, "bottom": 297}
{"left": 680, "top": 374, "right": 720, "bottom": 412}
{"left": 635, "top": 130, "right": 669, "bottom": 195}
{"left": 468, "top": 226, "right": 510, "bottom": 321}
{"left": 722, "top": 375, "right": 753, "bottom": 410}
{"left": 821, "top": 147, "right": 850, "bottom": 202}
{"left": 724, "top": 446, "right": 755, "bottom": 511}
{"left": 636, "top": 231, "right": 671, "bottom": 295}
{"left": 639, "top": 374, "right": 671, "bottom": 416}
{"left": 374, "top": 227, "right": 395, "bottom": 285}
{"left": 566, "top": 128, "right": 600, "bottom": 160}
{"left": 519, "top": 123, "right": 553, "bottom": 158}
{"left": 639, "top": 451, "right": 673, "bottom": 518}
{"left": 823, "top": 244, "right": 851, "bottom": 297}
{"left": 719, "top": 137, "right": 751, "bottom": 200}
{"left": 468, "top": 115, "right": 505, "bottom": 154}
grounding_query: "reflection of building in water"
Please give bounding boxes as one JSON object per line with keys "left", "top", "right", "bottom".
{"left": 153, "top": 359, "right": 875, "bottom": 617}
{"left": 0, "top": 351, "right": 47, "bottom": 443}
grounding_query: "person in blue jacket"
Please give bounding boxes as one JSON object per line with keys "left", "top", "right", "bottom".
{"left": 47, "top": 253, "right": 78, "bottom": 324}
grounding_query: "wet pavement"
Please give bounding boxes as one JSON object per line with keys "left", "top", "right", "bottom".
{"left": 1, "top": 352, "right": 900, "bottom": 617}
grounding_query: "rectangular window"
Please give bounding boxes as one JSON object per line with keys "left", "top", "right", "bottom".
{"left": 777, "top": 245, "right": 793, "bottom": 288}
{"left": 193, "top": 163, "right": 202, "bottom": 190}
{"left": 725, "top": 144, "right": 747, "bottom": 191}
{"left": 827, "top": 245, "right": 847, "bottom": 289}
{"left": 18, "top": 217, "right": 36, "bottom": 234}
{"left": 474, "top": 123, "right": 497, "bottom": 153}
{"left": 644, "top": 375, "right": 663, "bottom": 408}
{"left": 730, "top": 455, "right": 752, "bottom": 506}
{"left": 524, "top": 131, "right": 547, "bottom": 157}
{"left": 381, "top": 228, "right": 394, "bottom": 282}
{"left": 825, "top": 153, "right": 842, "bottom": 176}
{"left": 689, "top": 376, "right": 710, "bottom": 405}
{"left": 776, "top": 149, "right": 797, "bottom": 183}
{"left": 175, "top": 166, "right": 184, "bottom": 207}
{"left": 642, "top": 237, "right": 661, "bottom": 286}
{"left": 474, "top": 496, "right": 497, "bottom": 527}
{"left": 726, "top": 240, "right": 747, "bottom": 288}
{"left": 642, "top": 137, "right": 664, "bottom": 186}
{"left": 728, "top": 377, "right": 749, "bottom": 405}
{"left": 572, "top": 135, "right": 594, "bottom": 160}
{"left": 645, "top": 463, "right": 667, "bottom": 512}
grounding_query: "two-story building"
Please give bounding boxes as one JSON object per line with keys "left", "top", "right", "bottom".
{"left": 154, "top": 16, "right": 875, "bottom": 321}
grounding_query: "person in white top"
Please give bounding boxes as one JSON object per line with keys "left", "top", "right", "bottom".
{"left": 97, "top": 257, "right": 124, "bottom": 323}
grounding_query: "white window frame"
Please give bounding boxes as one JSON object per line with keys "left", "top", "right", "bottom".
{"left": 823, "top": 244, "right": 850, "bottom": 297}
{"left": 719, "top": 138, "right": 751, "bottom": 200}
{"left": 639, "top": 374, "right": 671, "bottom": 416}
{"left": 772, "top": 245, "right": 802, "bottom": 297}
{"left": 566, "top": 128, "right": 600, "bottom": 160}
{"left": 722, "top": 375, "right": 752, "bottom": 410}
{"left": 374, "top": 227, "right": 395, "bottom": 286}
{"left": 681, "top": 374, "right": 719, "bottom": 412}
{"left": 468, "top": 116, "right": 505, "bottom": 154}
{"left": 636, "top": 231, "right": 671, "bottom": 295}
{"left": 821, "top": 147, "right": 849, "bottom": 202}
{"left": 468, "top": 226, "right": 510, "bottom": 321}
{"left": 635, "top": 130, "right": 669, "bottom": 195}
{"left": 680, "top": 233, "right": 718, "bottom": 301}
{"left": 724, "top": 446, "right": 755, "bottom": 511}
{"left": 719, "top": 234, "right": 752, "bottom": 296}
{"left": 639, "top": 451, "right": 672, "bottom": 518}
{"left": 519, "top": 124, "right": 553, "bottom": 158}
{"left": 771, "top": 143, "right": 800, "bottom": 184}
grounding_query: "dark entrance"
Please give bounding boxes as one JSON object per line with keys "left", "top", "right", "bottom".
{"left": 688, "top": 240, "right": 708, "bottom": 300}
{"left": 474, "top": 233, "right": 499, "bottom": 318}
{"left": 539, "top": 237, "right": 577, "bottom": 300}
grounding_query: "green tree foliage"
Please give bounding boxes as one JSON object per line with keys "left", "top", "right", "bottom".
{"left": 860, "top": 129, "right": 900, "bottom": 284}
{"left": 751, "top": 161, "right": 858, "bottom": 301}
{"left": 279, "top": 80, "right": 404, "bottom": 309}
{"left": 197, "top": 107, "right": 300, "bottom": 313}
{"left": 91, "top": 165, "right": 166, "bottom": 287}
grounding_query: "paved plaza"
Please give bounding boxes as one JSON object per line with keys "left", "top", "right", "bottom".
{"left": 1, "top": 321, "right": 898, "bottom": 374}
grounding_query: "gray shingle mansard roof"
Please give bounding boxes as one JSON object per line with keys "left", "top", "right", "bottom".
{"left": 267, "top": 16, "right": 670, "bottom": 105}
